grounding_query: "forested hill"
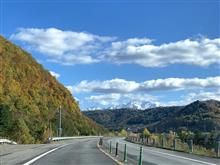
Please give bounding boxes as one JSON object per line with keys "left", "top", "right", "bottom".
{"left": 0, "top": 36, "right": 105, "bottom": 144}
{"left": 84, "top": 100, "right": 220, "bottom": 133}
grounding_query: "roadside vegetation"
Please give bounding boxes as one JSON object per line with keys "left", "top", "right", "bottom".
{"left": 126, "top": 128, "right": 220, "bottom": 158}
{"left": 0, "top": 36, "right": 106, "bottom": 144}
{"left": 84, "top": 100, "right": 220, "bottom": 134}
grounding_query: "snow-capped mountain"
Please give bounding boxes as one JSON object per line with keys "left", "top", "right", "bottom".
{"left": 84, "top": 101, "right": 159, "bottom": 111}
{"left": 84, "top": 106, "right": 102, "bottom": 111}
{"left": 108, "top": 101, "right": 158, "bottom": 110}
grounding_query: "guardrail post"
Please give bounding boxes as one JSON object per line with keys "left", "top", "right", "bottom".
{"left": 115, "top": 142, "right": 119, "bottom": 157}
{"left": 138, "top": 146, "right": 143, "bottom": 165}
{"left": 124, "top": 144, "right": 127, "bottom": 162}
{"left": 173, "top": 139, "right": 177, "bottom": 150}
{"left": 109, "top": 141, "right": 112, "bottom": 153}
{"left": 188, "top": 139, "right": 193, "bottom": 153}
{"left": 99, "top": 137, "right": 103, "bottom": 146}
{"left": 215, "top": 141, "right": 220, "bottom": 157}
{"left": 153, "top": 139, "right": 156, "bottom": 146}
{"left": 161, "top": 137, "right": 165, "bottom": 148}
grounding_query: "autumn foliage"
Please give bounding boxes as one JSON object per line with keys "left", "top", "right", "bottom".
{"left": 0, "top": 36, "right": 105, "bottom": 143}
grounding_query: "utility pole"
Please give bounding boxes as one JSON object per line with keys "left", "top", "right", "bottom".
{"left": 57, "top": 106, "right": 62, "bottom": 137}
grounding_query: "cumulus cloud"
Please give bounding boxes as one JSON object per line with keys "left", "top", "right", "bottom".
{"left": 70, "top": 77, "right": 220, "bottom": 109}
{"left": 66, "top": 85, "right": 74, "bottom": 93}
{"left": 11, "top": 28, "right": 115, "bottom": 65}
{"left": 49, "top": 71, "right": 60, "bottom": 78}
{"left": 85, "top": 93, "right": 157, "bottom": 107}
{"left": 123, "top": 93, "right": 157, "bottom": 102}
{"left": 47, "top": 55, "right": 99, "bottom": 65}
{"left": 72, "top": 76, "right": 220, "bottom": 94}
{"left": 86, "top": 93, "right": 121, "bottom": 106}
{"left": 11, "top": 28, "right": 220, "bottom": 67}
{"left": 186, "top": 91, "right": 220, "bottom": 101}
{"left": 103, "top": 37, "right": 220, "bottom": 67}
{"left": 84, "top": 90, "right": 220, "bottom": 108}
{"left": 163, "top": 90, "right": 220, "bottom": 106}
{"left": 139, "top": 77, "right": 220, "bottom": 91}
{"left": 73, "top": 78, "right": 139, "bottom": 93}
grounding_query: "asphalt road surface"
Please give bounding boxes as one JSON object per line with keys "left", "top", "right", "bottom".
{"left": 1, "top": 137, "right": 220, "bottom": 165}
{"left": 0, "top": 138, "right": 117, "bottom": 165}
{"left": 31, "top": 138, "right": 116, "bottom": 165}
{"left": 105, "top": 137, "right": 220, "bottom": 165}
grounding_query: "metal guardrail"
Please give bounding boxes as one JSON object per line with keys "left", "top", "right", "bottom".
{"left": 49, "top": 136, "right": 103, "bottom": 141}
{"left": 0, "top": 139, "right": 17, "bottom": 145}
{"left": 0, "top": 136, "right": 102, "bottom": 144}
{"left": 126, "top": 136, "right": 219, "bottom": 158}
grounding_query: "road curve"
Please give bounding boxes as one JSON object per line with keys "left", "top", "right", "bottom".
{"left": 30, "top": 138, "right": 117, "bottom": 165}
{"left": 105, "top": 137, "right": 220, "bottom": 165}
{"left": 0, "top": 138, "right": 117, "bottom": 165}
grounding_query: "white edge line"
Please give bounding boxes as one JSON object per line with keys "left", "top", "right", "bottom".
{"left": 97, "top": 142, "right": 124, "bottom": 165}
{"left": 117, "top": 139, "right": 218, "bottom": 165}
{"left": 142, "top": 147, "right": 218, "bottom": 165}
{"left": 23, "top": 144, "right": 68, "bottom": 165}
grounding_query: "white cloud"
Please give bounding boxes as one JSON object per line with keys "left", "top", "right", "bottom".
{"left": 186, "top": 91, "right": 220, "bottom": 101}
{"left": 139, "top": 77, "right": 220, "bottom": 91}
{"left": 66, "top": 85, "right": 74, "bottom": 93}
{"left": 103, "top": 37, "right": 220, "bottom": 67}
{"left": 73, "top": 78, "right": 139, "bottom": 93}
{"left": 11, "top": 28, "right": 220, "bottom": 67}
{"left": 11, "top": 28, "right": 115, "bottom": 65}
{"left": 163, "top": 90, "right": 220, "bottom": 106}
{"left": 72, "top": 76, "right": 220, "bottom": 94}
{"left": 85, "top": 93, "right": 157, "bottom": 107}
{"left": 47, "top": 55, "right": 99, "bottom": 65}
{"left": 49, "top": 71, "right": 60, "bottom": 78}
{"left": 71, "top": 77, "right": 220, "bottom": 109}
{"left": 86, "top": 93, "right": 121, "bottom": 106}
{"left": 83, "top": 90, "right": 220, "bottom": 109}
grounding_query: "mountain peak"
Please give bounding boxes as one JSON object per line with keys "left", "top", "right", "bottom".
{"left": 108, "top": 100, "right": 158, "bottom": 110}
{"left": 84, "top": 99, "right": 220, "bottom": 132}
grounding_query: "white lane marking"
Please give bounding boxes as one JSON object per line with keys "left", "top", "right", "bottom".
{"left": 116, "top": 139, "right": 218, "bottom": 165}
{"left": 97, "top": 142, "right": 124, "bottom": 165}
{"left": 23, "top": 144, "right": 68, "bottom": 165}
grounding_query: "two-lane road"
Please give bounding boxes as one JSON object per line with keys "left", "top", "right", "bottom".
{"left": 0, "top": 138, "right": 117, "bottom": 165}
{"left": 2, "top": 137, "right": 220, "bottom": 165}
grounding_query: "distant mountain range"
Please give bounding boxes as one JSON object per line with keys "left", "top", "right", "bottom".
{"left": 109, "top": 101, "right": 158, "bottom": 110}
{"left": 85, "top": 100, "right": 158, "bottom": 111}
{"left": 83, "top": 100, "right": 220, "bottom": 133}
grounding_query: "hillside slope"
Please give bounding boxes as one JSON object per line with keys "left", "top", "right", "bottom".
{"left": 157, "top": 100, "right": 220, "bottom": 132}
{"left": 0, "top": 36, "right": 105, "bottom": 143}
{"left": 84, "top": 100, "right": 220, "bottom": 133}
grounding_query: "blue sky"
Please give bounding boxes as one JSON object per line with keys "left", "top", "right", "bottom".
{"left": 1, "top": 0, "right": 220, "bottom": 110}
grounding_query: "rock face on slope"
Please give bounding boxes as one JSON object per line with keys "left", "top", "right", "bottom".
{"left": 0, "top": 36, "right": 105, "bottom": 144}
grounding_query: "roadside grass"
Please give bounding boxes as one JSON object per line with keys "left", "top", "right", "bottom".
{"left": 126, "top": 138, "right": 217, "bottom": 158}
